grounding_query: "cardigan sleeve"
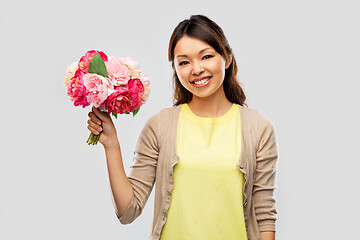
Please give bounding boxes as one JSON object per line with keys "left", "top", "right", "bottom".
{"left": 118, "top": 113, "right": 159, "bottom": 224}
{"left": 253, "top": 112, "right": 278, "bottom": 232}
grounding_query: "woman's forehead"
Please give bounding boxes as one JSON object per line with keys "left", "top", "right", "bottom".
{"left": 174, "top": 36, "right": 214, "bottom": 57}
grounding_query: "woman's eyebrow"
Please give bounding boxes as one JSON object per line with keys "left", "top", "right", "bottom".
{"left": 199, "top": 47, "right": 212, "bottom": 54}
{"left": 175, "top": 47, "right": 213, "bottom": 59}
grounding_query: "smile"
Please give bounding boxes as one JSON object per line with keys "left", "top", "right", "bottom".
{"left": 191, "top": 77, "right": 212, "bottom": 87}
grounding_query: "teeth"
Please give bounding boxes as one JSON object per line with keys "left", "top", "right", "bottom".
{"left": 194, "top": 77, "right": 210, "bottom": 85}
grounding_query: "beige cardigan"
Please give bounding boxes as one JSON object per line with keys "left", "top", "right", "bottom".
{"left": 118, "top": 104, "right": 278, "bottom": 240}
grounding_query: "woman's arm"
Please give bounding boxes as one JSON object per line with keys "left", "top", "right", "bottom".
{"left": 88, "top": 107, "right": 134, "bottom": 217}
{"left": 118, "top": 113, "right": 159, "bottom": 224}
{"left": 261, "top": 231, "right": 275, "bottom": 240}
{"left": 253, "top": 113, "right": 278, "bottom": 232}
{"left": 89, "top": 107, "right": 160, "bottom": 224}
{"left": 104, "top": 141, "right": 134, "bottom": 218}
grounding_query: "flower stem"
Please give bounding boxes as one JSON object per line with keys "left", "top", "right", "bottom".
{"left": 86, "top": 134, "right": 92, "bottom": 144}
{"left": 87, "top": 132, "right": 100, "bottom": 145}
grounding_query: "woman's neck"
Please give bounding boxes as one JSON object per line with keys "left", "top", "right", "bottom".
{"left": 187, "top": 86, "right": 232, "bottom": 118}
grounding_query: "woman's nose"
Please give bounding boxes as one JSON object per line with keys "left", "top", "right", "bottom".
{"left": 191, "top": 61, "right": 204, "bottom": 75}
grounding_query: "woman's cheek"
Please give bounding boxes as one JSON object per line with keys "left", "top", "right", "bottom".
{"left": 177, "top": 68, "right": 188, "bottom": 82}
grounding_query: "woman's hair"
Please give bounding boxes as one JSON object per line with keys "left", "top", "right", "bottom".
{"left": 168, "top": 15, "right": 247, "bottom": 107}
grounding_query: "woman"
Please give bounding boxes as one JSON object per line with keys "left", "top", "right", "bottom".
{"left": 87, "top": 15, "right": 278, "bottom": 240}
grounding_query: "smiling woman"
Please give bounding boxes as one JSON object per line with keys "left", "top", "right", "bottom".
{"left": 86, "top": 14, "right": 278, "bottom": 240}
{"left": 168, "top": 15, "right": 247, "bottom": 113}
{"left": 173, "top": 36, "right": 229, "bottom": 100}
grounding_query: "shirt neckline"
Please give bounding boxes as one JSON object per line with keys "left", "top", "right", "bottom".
{"left": 182, "top": 103, "right": 237, "bottom": 123}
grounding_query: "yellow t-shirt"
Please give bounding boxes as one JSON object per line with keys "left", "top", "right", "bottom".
{"left": 160, "top": 103, "right": 248, "bottom": 240}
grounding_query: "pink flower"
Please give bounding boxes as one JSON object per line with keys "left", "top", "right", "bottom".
{"left": 105, "top": 57, "right": 131, "bottom": 87}
{"left": 64, "top": 62, "right": 78, "bottom": 87}
{"left": 139, "top": 74, "right": 150, "bottom": 104}
{"left": 128, "top": 78, "right": 144, "bottom": 111}
{"left": 102, "top": 87, "right": 132, "bottom": 114}
{"left": 83, "top": 73, "right": 111, "bottom": 108}
{"left": 66, "top": 69, "right": 90, "bottom": 108}
{"left": 78, "top": 50, "right": 108, "bottom": 73}
{"left": 119, "top": 57, "right": 142, "bottom": 78}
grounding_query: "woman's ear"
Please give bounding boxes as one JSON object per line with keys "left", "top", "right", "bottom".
{"left": 225, "top": 53, "right": 232, "bottom": 69}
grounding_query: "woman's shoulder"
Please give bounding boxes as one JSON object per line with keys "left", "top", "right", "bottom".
{"left": 146, "top": 105, "right": 180, "bottom": 121}
{"left": 142, "top": 105, "right": 181, "bottom": 131}
{"left": 158, "top": 105, "right": 181, "bottom": 116}
{"left": 237, "top": 104, "right": 275, "bottom": 131}
{"left": 236, "top": 104, "right": 261, "bottom": 119}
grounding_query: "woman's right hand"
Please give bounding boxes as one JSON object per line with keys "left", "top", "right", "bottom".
{"left": 87, "top": 107, "right": 119, "bottom": 148}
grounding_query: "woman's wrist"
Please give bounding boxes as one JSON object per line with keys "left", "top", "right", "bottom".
{"left": 260, "top": 231, "right": 275, "bottom": 240}
{"left": 103, "top": 138, "right": 120, "bottom": 151}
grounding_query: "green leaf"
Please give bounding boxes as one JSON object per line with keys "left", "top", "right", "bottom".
{"left": 112, "top": 113, "right": 118, "bottom": 119}
{"left": 132, "top": 108, "right": 140, "bottom": 117}
{"left": 88, "top": 53, "right": 109, "bottom": 78}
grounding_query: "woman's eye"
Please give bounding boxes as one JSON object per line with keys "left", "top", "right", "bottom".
{"left": 179, "top": 61, "right": 189, "bottom": 66}
{"left": 203, "top": 55, "right": 213, "bottom": 60}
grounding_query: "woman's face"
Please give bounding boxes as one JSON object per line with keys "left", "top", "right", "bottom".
{"left": 173, "top": 36, "right": 230, "bottom": 99}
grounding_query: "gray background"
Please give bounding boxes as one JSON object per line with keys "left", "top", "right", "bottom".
{"left": 1, "top": 0, "right": 359, "bottom": 239}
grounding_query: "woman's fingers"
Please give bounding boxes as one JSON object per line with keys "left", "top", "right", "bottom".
{"left": 87, "top": 119, "right": 102, "bottom": 132}
{"left": 88, "top": 111, "right": 102, "bottom": 125}
{"left": 87, "top": 107, "right": 116, "bottom": 141}
{"left": 87, "top": 108, "right": 118, "bottom": 146}
{"left": 92, "top": 107, "right": 110, "bottom": 122}
{"left": 87, "top": 125, "right": 100, "bottom": 135}
{"left": 87, "top": 110, "right": 104, "bottom": 135}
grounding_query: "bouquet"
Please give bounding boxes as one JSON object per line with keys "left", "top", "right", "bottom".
{"left": 64, "top": 50, "right": 150, "bottom": 145}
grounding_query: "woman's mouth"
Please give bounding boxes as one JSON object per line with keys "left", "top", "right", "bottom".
{"left": 191, "top": 77, "right": 212, "bottom": 88}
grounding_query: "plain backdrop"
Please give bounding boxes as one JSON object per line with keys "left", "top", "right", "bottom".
{"left": 1, "top": 0, "right": 359, "bottom": 239}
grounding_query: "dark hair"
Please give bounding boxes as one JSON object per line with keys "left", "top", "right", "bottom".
{"left": 168, "top": 15, "right": 247, "bottom": 107}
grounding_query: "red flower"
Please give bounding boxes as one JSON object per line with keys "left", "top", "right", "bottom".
{"left": 66, "top": 69, "right": 90, "bottom": 108}
{"left": 102, "top": 87, "right": 132, "bottom": 115}
{"left": 128, "top": 78, "right": 144, "bottom": 111}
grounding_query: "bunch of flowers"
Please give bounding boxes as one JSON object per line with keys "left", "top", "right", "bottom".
{"left": 64, "top": 50, "right": 150, "bottom": 145}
